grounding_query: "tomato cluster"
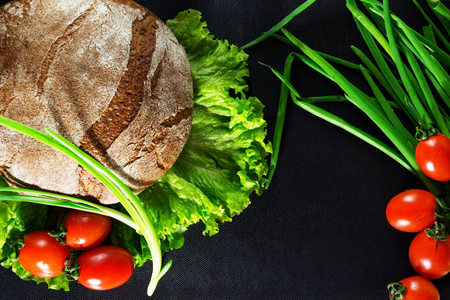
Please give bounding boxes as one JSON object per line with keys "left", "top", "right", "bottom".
{"left": 16, "top": 209, "right": 134, "bottom": 291}
{"left": 386, "top": 131, "right": 450, "bottom": 299}
{"left": 386, "top": 189, "right": 446, "bottom": 299}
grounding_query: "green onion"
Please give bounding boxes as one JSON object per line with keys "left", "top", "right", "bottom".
{"left": 0, "top": 187, "right": 138, "bottom": 230}
{"left": 263, "top": 57, "right": 414, "bottom": 173}
{"left": 412, "top": 0, "right": 450, "bottom": 51}
{"left": 262, "top": 53, "right": 296, "bottom": 189}
{"left": 243, "top": 0, "right": 450, "bottom": 197}
{"left": 394, "top": 15, "right": 450, "bottom": 99}
{"left": 240, "top": 0, "right": 316, "bottom": 50}
{"left": 346, "top": 0, "right": 393, "bottom": 58}
{"left": 425, "top": 0, "right": 450, "bottom": 35}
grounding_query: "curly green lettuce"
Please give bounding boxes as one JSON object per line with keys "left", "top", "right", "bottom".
{"left": 0, "top": 9, "right": 271, "bottom": 289}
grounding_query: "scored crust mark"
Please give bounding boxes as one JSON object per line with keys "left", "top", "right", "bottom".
{"left": 36, "top": 5, "right": 94, "bottom": 97}
{"left": 150, "top": 49, "right": 166, "bottom": 93}
{"left": 122, "top": 131, "right": 148, "bottom": 168}
{"left": 160, "top": 107, "right": 194, "bottom": 128}
{"left": 79, "top": 12, "right": 158, "bottom": 162}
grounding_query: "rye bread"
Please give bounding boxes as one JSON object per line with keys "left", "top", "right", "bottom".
{"left": 0, "top": 0, "right": 193, "bottom": 204}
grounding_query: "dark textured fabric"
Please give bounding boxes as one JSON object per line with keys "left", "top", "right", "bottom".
{"left": 1, "top": 0, "right": 450, "bottom": 299}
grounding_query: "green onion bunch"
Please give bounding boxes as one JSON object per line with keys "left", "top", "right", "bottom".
{"left": 245, "top": 0, "right": 450, "bottom": 197}
{"left": 243, "top": 0, "right": 450, "bottom": 297}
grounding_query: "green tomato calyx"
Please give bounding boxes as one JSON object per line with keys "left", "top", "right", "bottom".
{"left": 387, "top": 281, "right": 406, "bottom": 300}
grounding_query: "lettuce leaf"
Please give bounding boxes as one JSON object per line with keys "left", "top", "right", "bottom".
{"left": 0, "top": 9, "right": 271, "bottom": 288}
{"left": 0, "top": 177, "right": 68, "bottom": 290}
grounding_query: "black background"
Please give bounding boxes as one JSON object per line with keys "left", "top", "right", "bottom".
{"left": 1, "top": 0, "right": 450, "bottom": 299}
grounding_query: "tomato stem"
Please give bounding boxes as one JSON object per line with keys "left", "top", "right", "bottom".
{"left": 425, "top": 222, "right": 447, "bottom": 241}
{"left": 424, "top": 221, "right": 448, "bottom": 251}
{"left": 4, "top": 237, "right": 24, "bottom": 262}
{"left": 387, "top": 281, "right": 406, "bottom": 300}
{"left": 415, "top": 123, "right": 438, "bottom": 141}
{"left": 48, "top": 209, "right": 69, "bottom": 245}
{"left": 63, "top": 248, "right": 80, "bottom": 281}
{"left": 435, "top": 196, "right": 450, "bottom": 211}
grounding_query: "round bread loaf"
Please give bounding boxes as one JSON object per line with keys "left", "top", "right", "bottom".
{"left": 0, "top": 0, "right": 193, "bottom": 204}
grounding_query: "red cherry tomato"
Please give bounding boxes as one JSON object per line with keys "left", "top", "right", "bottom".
{"left": 409, "top": 230, "right": 450, "bottom": 279}
{"left": 398, "top": 276, "right": 440, "bottom": 300}
{"left": 18, "top": 230, "right": 71, "bottom": 278}
{"left": 416, "top": 133, "right": 450, "bottom": 181}
{"left": 77, "top": 246, "right": 134, "bottom": 290}
{"left": 386, "top": 189, "right": 437, "bottom": 232}
{"left": 60, "top": 210, "right": 111, "bottom": 250}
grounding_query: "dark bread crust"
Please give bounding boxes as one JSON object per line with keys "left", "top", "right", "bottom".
{"left": 0, "top": 0, "right": 193, "bottom": 204}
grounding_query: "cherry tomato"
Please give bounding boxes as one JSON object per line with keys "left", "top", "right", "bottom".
{"left": 386, "top": 189, "right": 437, "bottom": 232}
{"left": 416, "top": 133, "right": 450, "bottom": 181}
{"left": 397, "top": 276, "right": 440, "bottom": 300}
{"left": 18, "top": 230, "right": 71, "bottom": 278}
{"left": 409, "top": 230, "right": 450, "bottom": 279}
{"left": 77, "top": 246, "right": 134, "bottom": 290}
{"left": 60, "top": 210, "right": 111, "bottom": 250}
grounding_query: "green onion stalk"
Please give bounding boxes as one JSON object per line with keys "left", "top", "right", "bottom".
{"left": 244, "top": 0, "right": 450, "bottom": 205}
{"left": 0, "top": 116, "right": 168, "bottom": 296}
